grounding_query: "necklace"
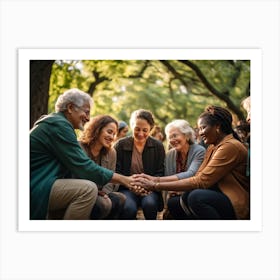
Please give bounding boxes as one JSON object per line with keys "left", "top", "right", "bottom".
{"left": 176, "top": 152, "right": 187, "bottom": 172}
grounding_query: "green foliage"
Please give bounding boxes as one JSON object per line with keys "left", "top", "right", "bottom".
{"left": 48, "top": 59, "right": 250, "bottom": 128}
{"left": 49, "top": 60, "right": 90, "bottom": 112}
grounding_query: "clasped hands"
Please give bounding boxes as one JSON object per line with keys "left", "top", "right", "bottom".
{"left": 127, "top": 173, "right": 158, "bottom": 196}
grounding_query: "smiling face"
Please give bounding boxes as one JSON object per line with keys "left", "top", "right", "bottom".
{"left": 168, "top": 127, "right": 189, "bottom": 152}
{"left": 97, "top": 122, "right": 118, "bottom": 149}
{"left": 66, "top": 102, "right": 91, "bottom": 130}
{"left": 197, "top": 117, "right": 220, "bottom": 145}
{"left": 132, "top": 118, "right": 151, "bottom": 145}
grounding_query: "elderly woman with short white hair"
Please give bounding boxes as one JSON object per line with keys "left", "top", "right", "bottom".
{"left": 138, "top": 119, "right": 206, "bottom": 219}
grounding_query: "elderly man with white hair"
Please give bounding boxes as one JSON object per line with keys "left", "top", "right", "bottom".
{"left": 30, "top": 88, "right": 136, "bottom": 220}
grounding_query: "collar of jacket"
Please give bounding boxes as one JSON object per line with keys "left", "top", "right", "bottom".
{"left": 217, "top": 134, "right": 234, "bottom": 146}
{"left": 209, "top": 133, "right": 234, "bottom": 151}
{"left": 34, "top": 111, "right": 68, "bottom": 125}
{"left": 121, "top": 136, "right": 157, "bottom": 151}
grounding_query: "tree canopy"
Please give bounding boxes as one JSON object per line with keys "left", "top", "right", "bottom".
{"left": 31, "top": 59, "right": 250, "bottom": 129}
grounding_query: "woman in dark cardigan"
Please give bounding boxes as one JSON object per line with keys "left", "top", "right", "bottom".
{"left": 114, "top": 109, "right": 165, "bottom": 220}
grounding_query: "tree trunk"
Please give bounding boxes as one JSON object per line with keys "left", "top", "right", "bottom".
{"left": 30, "top": 60, "right": 54, "bottom": 128}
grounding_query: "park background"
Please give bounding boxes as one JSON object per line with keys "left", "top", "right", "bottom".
{"left": 30, "top": 59, "right": 250, "bottom": 132}
{"left": 1, "top": 1, "right": 280, "bottom": 280}
{"left": 19, "top": 48, "right": 260, "bottom": 231}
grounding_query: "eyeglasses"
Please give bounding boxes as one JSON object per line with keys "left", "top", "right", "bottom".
{"left": 74, "top": 105, "right": 90, "bottom": 117}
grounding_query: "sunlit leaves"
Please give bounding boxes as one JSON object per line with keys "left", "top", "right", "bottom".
{"left": 48, "top": 59, "right": 250, "bottom": 128}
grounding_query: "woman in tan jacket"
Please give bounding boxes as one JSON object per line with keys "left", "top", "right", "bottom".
{"left": 133, "top": 106, "right": 250, "bottom": 220}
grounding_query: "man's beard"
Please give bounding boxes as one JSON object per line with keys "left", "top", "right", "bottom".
{"left": 78, "top": 122, "right": 84, "bottom": 131}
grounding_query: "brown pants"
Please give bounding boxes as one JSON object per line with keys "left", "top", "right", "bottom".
{"left": 47, "top": 179, "right": 98, "bottom": 220}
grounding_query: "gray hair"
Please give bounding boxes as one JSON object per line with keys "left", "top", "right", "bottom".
{"left": 165, "top": 119, "right": 195, "bottom": 144}
{"left": 241, "top": 96, "right": 251, "bottom": 113}
{"left": 55, "top": 88, "right": 93, "bottom": 112}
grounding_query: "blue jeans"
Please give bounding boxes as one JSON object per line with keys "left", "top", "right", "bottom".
{"left": 118, "top": 188, "right": 160, "bottom": 220}
{"left": 168, "top": 188, "right": 236, "bottom": 220}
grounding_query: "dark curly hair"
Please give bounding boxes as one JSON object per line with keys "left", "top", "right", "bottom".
{"left": 199, "top": 105, "right": 241, "bottom": 141}
{"left": 79, "top": 115, "right": 118, "bottom": 156}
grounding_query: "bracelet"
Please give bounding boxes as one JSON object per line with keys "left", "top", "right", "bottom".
{"left": 153, "top": 182, "right": 160, "bottom": 191}
{"left": 156, "top": 176, "right": 160, "bottom": 183}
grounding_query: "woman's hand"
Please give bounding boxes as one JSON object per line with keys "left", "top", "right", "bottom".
{"left": 130, "top": 185, "right": 151, "bottom": 196}
{"left": 119, "top": 175, "right": 150, "bottom": 196}
{"left": 132, "top": 173, "right": 157, "bottom": 182}
{"left": 131, "top": 177, "right": 157, "bottom": 192}
{"left": 132, "top": 173, "right": 160, "bottom": 191}
{"left": 112, "top": 173, "right": 153, "bottom": 195}
{"left": 98, "top": 190, "right": 109, "bottom": 199}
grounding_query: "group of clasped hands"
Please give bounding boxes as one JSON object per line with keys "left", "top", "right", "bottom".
{"left": 127, "top": 173, "right": 159, "bottom": 196}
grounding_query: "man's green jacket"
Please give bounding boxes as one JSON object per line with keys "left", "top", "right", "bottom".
{"left": 30, "top": 112, "right": 113, "bottom": 219}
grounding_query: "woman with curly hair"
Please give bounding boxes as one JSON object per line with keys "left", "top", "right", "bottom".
{"left": 79, "top": 115, "right": 127, "bottom": 219}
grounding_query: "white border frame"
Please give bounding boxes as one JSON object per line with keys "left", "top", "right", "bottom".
{"left": 18, "top": 48, "right": 262, "bottom": 232}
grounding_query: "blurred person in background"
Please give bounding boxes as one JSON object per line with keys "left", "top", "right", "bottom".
{"left": 115, "top": 120, "right": 129, "bottom": 142}
{"left": 150, "top": 125, "right": 164, "bottom": 142}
